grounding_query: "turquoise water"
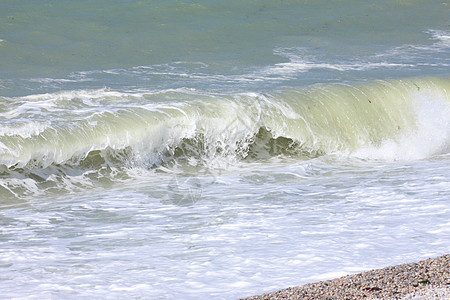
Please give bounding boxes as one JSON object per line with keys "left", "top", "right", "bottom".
{"left": 0, "top": 1, "right": 449, "bottom": 299}
{"left": 1, "top": 0, "right": 448, "bottom": 95}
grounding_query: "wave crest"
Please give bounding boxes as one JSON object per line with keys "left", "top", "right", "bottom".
{"left": 0, "top": 76, "right": 449, "bottom": 174}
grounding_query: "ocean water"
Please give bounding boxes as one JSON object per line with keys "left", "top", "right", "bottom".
{"left": 0, "top": 1, "right": 449, "bottom": 299}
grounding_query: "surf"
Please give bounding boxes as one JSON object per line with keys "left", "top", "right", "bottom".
{"left": 0, "top": 77, "right": 449, "bottom": 173}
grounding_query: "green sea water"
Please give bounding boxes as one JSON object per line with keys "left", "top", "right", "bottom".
{"left": 0, "top": 1, "right": 449, "bottom": 299}
{"left": 1, "top": 1, "right": 448, "bottom": 94}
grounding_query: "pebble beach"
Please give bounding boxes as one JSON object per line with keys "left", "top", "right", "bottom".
{"left": 243, "top": 254, "right": 449, "bottom": 300}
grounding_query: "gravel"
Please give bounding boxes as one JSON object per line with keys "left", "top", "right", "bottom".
{"left": 242, "top": 254, "right": 449, "bottom": 300}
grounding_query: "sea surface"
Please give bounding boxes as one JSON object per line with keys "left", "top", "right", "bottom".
{"left": 0, "top": 1, "right": 449, "bottom": 299}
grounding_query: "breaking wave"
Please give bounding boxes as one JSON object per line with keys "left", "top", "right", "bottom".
{"left": 0, "top": 76, "right": 449, "bottom": 197}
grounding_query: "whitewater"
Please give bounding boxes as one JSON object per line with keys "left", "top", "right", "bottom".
{"left": 0, "top": 1, "right": 449, "bottom": 299}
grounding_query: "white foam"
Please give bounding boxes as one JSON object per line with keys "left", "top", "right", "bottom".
{"left": 353, "top": 88, "right": 450, "bottom": 161}
{"left": 0, "top": 121, "right": 49, "bottom": 138}
{"left": 311, "top": 271, "right": 350, "bottom": 281}
{"left": 109, "top": 284, "right": 152, "bottom": 292}
{"left": 427, "top": 29, "right": 450, "bottom": 48}
{"left": 263, "top": 30, "right": 449, "bottom": 81}
{"left": 265, "top": 60, "right": 413, "bottom": 77}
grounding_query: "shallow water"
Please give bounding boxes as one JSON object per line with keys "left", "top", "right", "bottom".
{"left": 0, "top": 1, "right": 449, "bottom": 299}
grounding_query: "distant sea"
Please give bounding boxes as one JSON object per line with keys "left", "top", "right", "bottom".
{"left": 0, "top": 1, "right": 449, "bottom": 299}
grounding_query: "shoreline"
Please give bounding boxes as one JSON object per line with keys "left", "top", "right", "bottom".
{"left": 242, "top": 254, "right": 449, "bottom": 299}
